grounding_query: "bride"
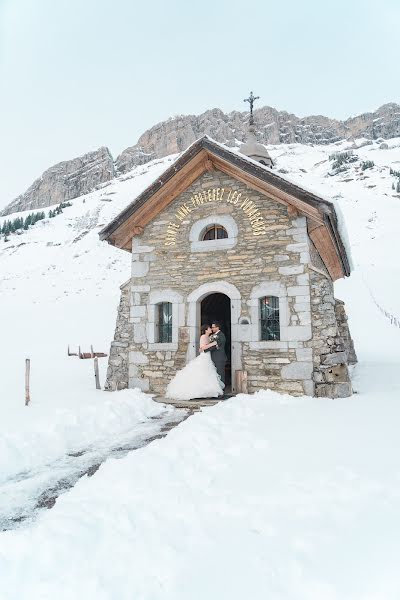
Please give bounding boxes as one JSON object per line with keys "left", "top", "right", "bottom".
{"left": 166, "top": 324, "right": 225, "bottom": 401}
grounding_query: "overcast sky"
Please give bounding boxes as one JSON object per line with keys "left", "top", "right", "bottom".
{"left": 1, "top": 0, "right": 399, "bottom": 208}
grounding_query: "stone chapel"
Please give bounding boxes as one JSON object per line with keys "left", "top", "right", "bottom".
{"left": 99, "top": 127, "right": 357, "bottom": 398}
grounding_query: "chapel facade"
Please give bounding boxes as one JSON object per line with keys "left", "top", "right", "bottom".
{"left": 99, "top": 135, "right": 356, "bottom": 398}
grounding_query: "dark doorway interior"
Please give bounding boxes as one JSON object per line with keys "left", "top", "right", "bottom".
{"left": 200, "top": 293, "right": 231, "bottom": 388}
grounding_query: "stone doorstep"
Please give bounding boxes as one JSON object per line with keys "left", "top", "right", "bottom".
{"left": 153, "top": 395, "right": 231, "bottom": 409}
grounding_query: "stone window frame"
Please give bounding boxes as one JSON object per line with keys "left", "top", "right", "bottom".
{"left": 249, "top": 282, "right": 290, "bottom": 349}
{"left": 189, "top": 215, "right": 238, "bottom": 252}
{"left": 147, "top": 289, "right": 184, "bottom": 351}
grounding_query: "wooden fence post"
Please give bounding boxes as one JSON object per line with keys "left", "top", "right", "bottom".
{"left": 25, "top": 358, "right": 31, "bottom": 406}
{"left": 94, "top": 357, "right": 101, "bottom": 390}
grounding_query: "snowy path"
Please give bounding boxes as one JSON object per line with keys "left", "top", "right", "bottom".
{"left": 0, "top": 408, "right": 187, "bottom": 531}
{"left": 1, "top": 363, "right": 400, "bottom": 599}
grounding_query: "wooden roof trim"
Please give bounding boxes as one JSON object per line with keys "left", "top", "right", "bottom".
{"left": 201, "top": 138, "right": 336, "bottom": 214}
{"left": 211, "top": 154, "right": 324, "bottom": 225}
{"left": 98, "top": 136, "right": 351, "bottom": 277}
{"left": 99, "top": 136, "right": 335, "bottom": 242}
{"left": 109, "top": 148, "right": 325, "bottom": 249}
{"left": 115, "top": 157, "right": 207, "bottom": 250}
{"left": 99, "top": 141, "right": 207, "bottom": 243}
{"left": 308, "top": 216, "right": 349, "bottom": 281}
{"left": 324, "top": 213, "right": 350, "bottom": 276}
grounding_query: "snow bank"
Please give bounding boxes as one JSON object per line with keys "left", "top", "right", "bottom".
{"left": 0, "top": 365, "right": 400, "bottom": 599}
{"left": 0, "top": 389, "right": 169, "bottom": 483}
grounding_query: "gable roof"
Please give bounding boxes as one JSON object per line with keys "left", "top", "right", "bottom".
{"left": 99, "top": 136, "right": 351, "bottom": 280}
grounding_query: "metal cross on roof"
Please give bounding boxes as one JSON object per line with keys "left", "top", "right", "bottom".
{"left": 244, "top": 91, "right": 260, "bottom": 124}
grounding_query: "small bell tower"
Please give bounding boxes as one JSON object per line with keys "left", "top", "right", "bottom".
{"left": 240, "top": 91, "right": 273, "bottom": 168}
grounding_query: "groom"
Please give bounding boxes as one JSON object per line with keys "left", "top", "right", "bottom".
{"left": 210, "top": 321, "right": 227, "bottom": 385}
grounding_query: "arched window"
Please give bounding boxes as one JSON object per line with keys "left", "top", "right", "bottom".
{"left": 202, "top": 224, "right": 228, "bottom": 241}
{"left": 259, "top": 296, "right": 280, "bottom": 341}
{"left": 157, "top": 302, "right": 172, "bottom": 343}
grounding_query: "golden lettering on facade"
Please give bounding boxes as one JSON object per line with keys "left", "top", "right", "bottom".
{"left": 164, "top": 187, "right": 267, "bottom": 245}
{"left": 164, "top": 221, "right": 180, "bottom": 246}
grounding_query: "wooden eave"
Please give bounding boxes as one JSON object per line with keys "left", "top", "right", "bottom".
{"left": 99, "top": 137, "right": 351, "bottom": 280}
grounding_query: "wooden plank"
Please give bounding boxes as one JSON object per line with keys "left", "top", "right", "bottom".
{"left": 235, "top": 370, "right": 248, "bottom": 394}
{"left": 309, "top": 225, "right": 344, "bottom": 280}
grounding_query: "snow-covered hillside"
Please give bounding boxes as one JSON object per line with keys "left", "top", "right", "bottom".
{"left": 1, "top": 138, "right": 398, "bottom": 393}
{"left": 1, "top": 139, "right": 399, "bottom": 598}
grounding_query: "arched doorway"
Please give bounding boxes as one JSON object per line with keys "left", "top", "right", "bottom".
{"left": 201, "top": 293, "right": 232, "bottom": 388}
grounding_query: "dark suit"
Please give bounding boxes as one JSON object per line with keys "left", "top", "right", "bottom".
{"left": 210, "top": 330, "right": 227, "bottom": 384}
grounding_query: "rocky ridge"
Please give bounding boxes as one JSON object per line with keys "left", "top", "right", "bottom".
{"left": 2, "top": 103, "right": 400, "bottom": 216}
{"left": 2, "top": 147, "right": 115, "bottom": 216}
{"left": 115, "top": 102, "right": 400, "bottom": 173}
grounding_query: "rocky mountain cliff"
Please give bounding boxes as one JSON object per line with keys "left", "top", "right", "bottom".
{"left": 115, "top": 103, "right": 400, "bottom": 173}
{"left": 1, "top": 147, "right": 115, "bottom": 216}
{"left": 2, "top": 103, "right": 400, "bottom": 216}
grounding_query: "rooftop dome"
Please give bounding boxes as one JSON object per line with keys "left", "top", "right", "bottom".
{"left": 239, "top": 124, "right": 273, "bottom": 168}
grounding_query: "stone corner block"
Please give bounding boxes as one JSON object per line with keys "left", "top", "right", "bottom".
{"left": 322, "top": 351, "right": 348, "bottom": 366}
{"left": 315, "top": 382, "right": 352, "bottom": 398}
{"left": 129, "top": 377, "right": 150, "bottom": 392}
{"left": 131, "top": 261, "right": 149, "bottom": 277}
{"left": 129, "top": 351, "right": 149, "bottom": 365}
{"left": 281, "top": 361, "right": 313, "bottom": 380}
{"left": 278, "top": 265, "right": 304, "bottom": 276}
{"left": 133, "top": 323, "right": 147, "bottom": 343}
{"left": 302, "top": 380, "right": 314, "bottom": 397}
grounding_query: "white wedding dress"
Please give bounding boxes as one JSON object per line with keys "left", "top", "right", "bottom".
{"left": 166, "top": 348, "right": 224, "bottom": 401}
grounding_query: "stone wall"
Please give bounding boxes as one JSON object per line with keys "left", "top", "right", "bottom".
{"left": 106, "top": 170, "right": 310, "bottom": 395}
{"left": 335, "top": 299, "right": 358, "bottom": 366}
{"left": 105, "top": 169, "right": 356, "bottom": 398}
{"left": 104, "top": 280, "right": 131, "bottom": 391}
{"left": 308, "top": 270, "right": 355, "bottom": 398}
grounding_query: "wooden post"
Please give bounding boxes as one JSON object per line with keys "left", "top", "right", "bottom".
{"left": 25, "top": 358, "right": 31, "bottom": 406}
{"left": 94, "top": 357, "right": 101, "bottom": 390}
{"left": 235, "top": 370, "right": 248, "bottom": 394}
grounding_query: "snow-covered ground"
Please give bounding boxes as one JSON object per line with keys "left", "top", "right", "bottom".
{"left": 1, "top": 364, "right": 400, "bottom": 599}
{"left": 0, "top": 138, "right": 399, "bottom": 598}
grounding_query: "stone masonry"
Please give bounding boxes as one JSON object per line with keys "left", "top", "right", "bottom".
{"left": 105, "top": 168, "right": 355, "bottom": 398}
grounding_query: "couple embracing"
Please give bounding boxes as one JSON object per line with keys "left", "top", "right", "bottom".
{"left": 166, "top": 322, "right": 226, "bottom": 401}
